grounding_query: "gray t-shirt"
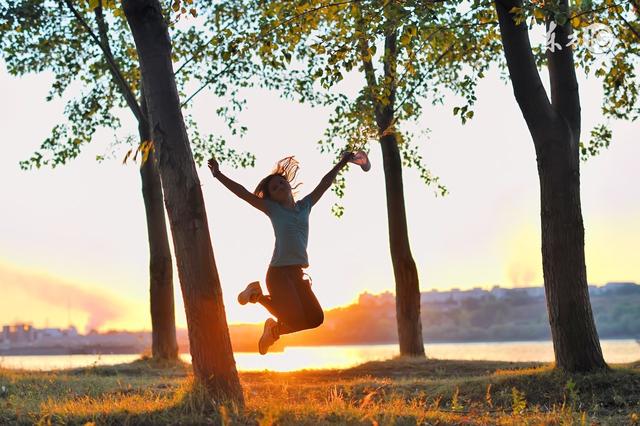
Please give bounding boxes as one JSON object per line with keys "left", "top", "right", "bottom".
{"left": 263, "top": 195, "right": 312, "bottom": 267}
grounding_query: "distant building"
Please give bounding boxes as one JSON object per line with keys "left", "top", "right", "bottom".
{"left": 358, "top": 291, "right": 394, "bottom": 307}
{"left": 603, "top": 282, "right": 639, "bottom": 294}
{"left": 468, "top": 287, "right": 487, "bottom": 298}
{"left": 1, "top": 324, "right": 82, "bottom": 347}
{"left": 588, "top": 285, "right": 603, "bottom": 296}
{"left": 0, "top": 323, "right": 151, "bottom": 355}
{"left": 519, "top": 287, "right": 545, "bottom": 298}
{"left": 2, "top": 323, "right": 36, "bottom": 344}
{"left": 37, "top": 328, "right": 63, "bottom": 339}
{"left": 421, "top": 290, "right": 452, "bottom": 304}
{"left": 490, "top": 286, "right": 510, "bottom": 299}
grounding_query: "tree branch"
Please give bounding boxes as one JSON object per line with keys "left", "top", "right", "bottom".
{"left": 180, "top": 0, "right": 359, "bottom": 106}
{"left": 393, "top": 42, "right": 458, "bottom": 116}
{"left": 174, "top": 18, "right": 236, "bottom": 75}
{"left": 60, "top": 0, "right": 144, "bottom": 123}
{"left": 353, "top": 3, "right": 381, "bottom": 123}
{"left": 494, "top": 0, "right": 552, "bottom": 131}
{"left": 393, "top": 20, "right": 497, "bottom": 101}
{"left": 357, "top": 37, "right": 378, "bottom": 94}
{"left": 546, "top": 0, "right": 581, "bottom": 139}
{"left": 616, "top": 7, "right": 640, "bottom": 41}
{"left": 565, "top": 2, "right": 622, "bottom": 21}
{"left": 180, "top": 56, "right": 238, "bottom": 107}
{"left": 381, "top": 28, "right": 397, "bottom": 133}
{"left": 94, "top": 2, "right": 113, "bottom": 57}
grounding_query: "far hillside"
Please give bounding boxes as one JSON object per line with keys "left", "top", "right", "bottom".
{"left": 240, "top": 282, "right": 640, "bottom": 350}
{"left": 5, "top": 283, "right": 636, "bottom": 354}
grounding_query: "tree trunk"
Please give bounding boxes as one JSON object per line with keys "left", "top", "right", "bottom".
{"left": 535, "top": 120, "right": 606, "bottom": 371}
{"left": 123, "top": 0, "right": 243, "bottom": 402}
{"left": 494, "top": 0, "right": 606, "bottom": 372}
{"left": 371, "top": 25, "right": 424, "bottom": 357}
{"left": 139, "top": 86, "right": 178, "bottom": 361}
{"left": 379, "top": 131, "right": 425, "bottom": 357}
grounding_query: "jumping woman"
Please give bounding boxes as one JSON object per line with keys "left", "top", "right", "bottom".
{"left": 208, "top": 151, "right": 369, "bottom": 354}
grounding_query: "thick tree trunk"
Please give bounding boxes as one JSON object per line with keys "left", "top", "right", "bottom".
{"left": 123, "top": 0, "right": 243, "bottom": 402}
{"left": 535, "top": 121, "right": 606, "bottom": 371}
{"left": 379, "top": 132, "right": 425, "bottom": 357}
{"left": 94, "top": 1, "right": 178, "bottom": 361}
{"left": 139, "top": 88, "right": 178, "bottom": 361}
{"left": 494, "top": 0, "right": 606, "bottom": 372}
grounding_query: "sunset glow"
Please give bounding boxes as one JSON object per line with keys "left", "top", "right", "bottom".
{"left": 1, "top": 2, "right": 639, "bottom": 423}
{"left": 1, "top": 62, "right": 638, "bottom": 334}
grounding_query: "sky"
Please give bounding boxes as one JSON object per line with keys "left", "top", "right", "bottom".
{"left": 1, "top": 29, "right": 638, "bottom": 333}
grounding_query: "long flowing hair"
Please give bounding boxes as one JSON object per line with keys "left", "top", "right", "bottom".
{"left": 254, "top": 156, "right": 303, "bottom": 200}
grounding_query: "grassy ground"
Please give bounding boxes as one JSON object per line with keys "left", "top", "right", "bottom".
{"left": 0, "top": 357, "right": 638, "bottom": 425}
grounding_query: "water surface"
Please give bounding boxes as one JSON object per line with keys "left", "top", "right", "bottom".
{"left": 1, "top": 339, "right": 637, "bottom": 372}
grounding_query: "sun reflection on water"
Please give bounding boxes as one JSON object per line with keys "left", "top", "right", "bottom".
{"left": 227, "top": 345, "right": 399, "bottom": 372}
{"left": 0, "top": 340, "right": 637, "bottom": 371}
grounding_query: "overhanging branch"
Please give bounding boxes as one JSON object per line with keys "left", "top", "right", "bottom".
{"left": 354, "top": 3, "right": 381, "bottom": 122}
{"left": 616, "top": 7, "right": 640, "bottom": 40}
{"left": 494, "top": 0, "right": 552, "bottom": 126}
{"left": 393, "top": 42, "right": 458, "bottom": 116}
{"left": 60, "top": 0, "right": 144, "bottom": 123}
{"left": 180, "top": 0, "right": 360, "bottom": 107}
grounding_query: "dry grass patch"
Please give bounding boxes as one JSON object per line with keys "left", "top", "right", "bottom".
{"left": 0, "top": 356, "right": 638, "bottom": 425}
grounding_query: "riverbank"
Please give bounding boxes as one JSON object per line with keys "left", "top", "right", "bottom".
{"left": 2, "top": 340, "right": 638, "bottom": 373}
{"left": 1, "top": 357, "right": 638, "bottom": 424}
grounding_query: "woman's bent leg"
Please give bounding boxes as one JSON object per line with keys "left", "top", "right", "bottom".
{"left": 262, "top": 266, "right": 323, "bottom": 336}
{"left": 296, "top": 276, "right": 324, "bottom": 330}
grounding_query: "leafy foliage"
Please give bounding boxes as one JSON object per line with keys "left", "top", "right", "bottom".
{"left": 503, "top": 0, "right": 639, "bottom": 159}
{"left": 218, "top": 0, "right": 503, "bottom": 214}
{"left": 576, "top": 1, "right": 639, "bottom": 158}
{"left": 0, "top": 0, "right": 255, "bottom": 170}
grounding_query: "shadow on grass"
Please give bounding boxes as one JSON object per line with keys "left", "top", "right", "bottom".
{"left": 65, "top": 355, "right": 191, "bottom": 378}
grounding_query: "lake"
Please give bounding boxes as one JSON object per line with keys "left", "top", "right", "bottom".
{"left": 1, "top": 339, "right": 638, "bottom": 372}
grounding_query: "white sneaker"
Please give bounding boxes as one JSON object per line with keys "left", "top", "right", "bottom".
{"left": 237, "top": 281, "right": 262, "bottom": 305}
{"left": 258, "top": 318, "right": 278, "bottom": 355}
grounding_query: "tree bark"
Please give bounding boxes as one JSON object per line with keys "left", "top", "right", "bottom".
{"left": 123, "top": 0, "right": 244, "bottom": 402}
{"left": 379, "top": 131, "right": 425, "bottom": 357}
{"left": 93, "top": 0, "right": 178, "bottom": 362}
{"left": 373, "top": 22, "right": 424, "bottom": 357}
{"left": 535, "top": 121, "right": 606, "bottom": 371}
{"left": 494, "top": 0, "right": 606, "bottom": 372}
{"left": 139, "top": 85, "right": 178, "bottom": 361}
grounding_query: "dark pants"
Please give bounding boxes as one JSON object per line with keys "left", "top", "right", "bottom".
{"left": 258, "top": 265, "right": 324, "bottom": 337}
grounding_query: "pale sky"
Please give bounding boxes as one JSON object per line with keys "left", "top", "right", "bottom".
{"left": 1, "top": 38, "right": 638, "bottom": 332}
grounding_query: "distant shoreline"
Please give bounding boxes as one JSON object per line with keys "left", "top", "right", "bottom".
{"left": 3, "top": 283, "right": 638, "bottom": 356}
{"left": 1, "top": 337, "right": 637, "bottom": 356}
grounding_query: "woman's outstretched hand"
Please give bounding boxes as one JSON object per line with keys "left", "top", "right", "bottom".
{"left": 340, "top": 150, "right": 355, "bottom": 164}
{"left": 208, "top": 157, "right": 220, "bottom": 177}
{"left": 341, "top": 150, "right": 371, "bottom": 172}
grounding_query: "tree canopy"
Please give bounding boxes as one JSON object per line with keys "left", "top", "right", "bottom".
{"left": 204, "top": 0, "right": 503, "bottom": 214}
{"left": 505, "top": 0, "right": 639, "bottom": 159}
{"left": 0, "top": 0, "right": 256, "bottom": 169}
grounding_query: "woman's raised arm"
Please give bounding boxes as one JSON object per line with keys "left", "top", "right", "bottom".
{"left": 208, "top": 158, "right": 267, "bottom": 213}
{"left": 306, "top": 152, "right": 353, "bottom": 207}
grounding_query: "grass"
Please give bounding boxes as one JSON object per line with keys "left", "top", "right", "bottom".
{"left": 0, "top": 357, "right": 638, "bottom": 425}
